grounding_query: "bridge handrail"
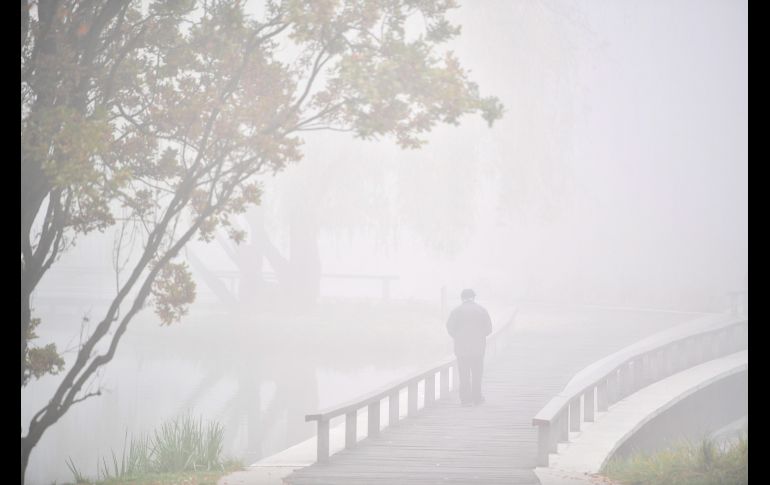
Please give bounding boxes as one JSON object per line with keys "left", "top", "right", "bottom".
{"left": 544, "top": 351, "right": 747, "bottom": 477}
{"left": 531, "top": 311, "right": 748, "bottom": 467}
{"left": 306, "top": 358, "right": 455, "bottom": 422}
{"left": 305, "top": 306, "right": 518, "bottom": 462}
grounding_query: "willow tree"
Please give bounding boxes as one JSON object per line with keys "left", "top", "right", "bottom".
{"left": 20, "top": 0, "right": 502, "bottom": 480}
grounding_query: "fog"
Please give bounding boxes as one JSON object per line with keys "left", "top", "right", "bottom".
{"left": 22, "top": 1, "right": 747, "bottom": 484}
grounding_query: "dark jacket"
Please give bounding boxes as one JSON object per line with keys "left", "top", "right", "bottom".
{"left": 446, "top": 301, "right": 493, "bottom": 357}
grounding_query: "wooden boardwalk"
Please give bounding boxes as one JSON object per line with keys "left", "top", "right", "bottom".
{"left": 285, "top": 305, "right": 703, "bottom": 485}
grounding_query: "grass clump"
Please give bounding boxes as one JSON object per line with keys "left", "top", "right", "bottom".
{"left": 601, "top": 435, "right": 747, "bottom": 485}
{"left": 151, "top": 414, "right": 224, "bottom": 473}
{"left": 66, "top": 414, "right": 241, "bottom": 485}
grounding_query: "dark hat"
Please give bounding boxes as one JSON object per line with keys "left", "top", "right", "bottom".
{"left": 461, "top": 288, "right": 476, "bottom": 300}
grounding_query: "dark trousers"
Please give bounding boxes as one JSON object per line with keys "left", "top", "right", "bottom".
{"left": 457, "top": 353, "right": 484, "bottom": 404}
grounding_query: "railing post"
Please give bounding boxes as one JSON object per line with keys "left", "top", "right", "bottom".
{"left": 672, "top": 342, "right": 684, "bottom": 374}
{"left": 697, "top": 334, "right": 708, "bottom": 362}
{"left": 703, "top": 331, "right": 714, "bottom": 360}
{"left": 729, "top": 325, "right": 741, "bottom": 353}
{"left": 685, "top": 337, "right": 698, "bottom": 368}
{"left": 632, "top": 358, "right": 643, "bottom": 393}
{"left": 687, "top": 336, "right": 698, "bottom": 367}
{"left": 597, "top": 379, "right": 608, "bottom": 412}
{"left": 650, "top": 349, "right": 661, "bottom": 381}
{"left": 618, "top": 363, "right": 631, "bottom": 398}
{"left": 425, "top": 373, "right": 436, "bottom": 405}
{"left": 712, "top": 331, "right": 721, "bottom": 358}
{"left": 440, "top": 366, "right": 449, "bottom": 398}
{"left": 345, "top": 411, "right": 357, "bottom": 449}
{"left": 669, "top": 343, "right": 678, "bottom": 372}
{"left": 368, "top": 400, "right": 380, "bottom": 437}
{"left": 408, "top": 381, "right": 418, "bottom": 415}
{"left": 740, "top": 320, "right": 749, "bottom": 348}
{"left": 716, "top": 329, "right": 726, "bottom": 357}
{"left": 317, "top": 419, "right": 329, "bottom": 463}
{"left": 640, "top": 353, "right": 652, "bottom": 386}
{"left": 663, "top": 344, "right": 675, "bottom": 378}
{"left": 712, "top": 330, "right": 722, "bottom": 359}
{"left": 698, "top": 334, "right": 709, "bottom": 364}
{"left": 680, "top": 339, "right": 690, "bottom": 369}
{"left": 569, "top": 397, "right": 581, "bottom": 432}
{"left": 389, "top": 389, "right": 400, "bottom": 426}
{"left": 615, "top": 365, "right": 625, "bottom": 399}
{"left": 537, "top": 423, "right": 551, "bottom": 466}
{"left": 558, "top": 410, "right": 569, "bottom": 442}
{"left": 607, "top": 370, "right": 618, "bottom": 405}
{"left": 584, "top": 387, "right": 595, "bottom": 422}
{"left": 716, "top": 328, "right": 728, "bottom": 357}
{"left": 709, "top": 332, "right": 719, "bottom": 359}
{"left": 549, "top": 419, "right": 559, "bottom": 452}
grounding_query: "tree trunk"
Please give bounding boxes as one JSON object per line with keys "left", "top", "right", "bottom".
{"left": 21, "top": 427, "right": 40, "bottom": 485}
{"left": 21, "top": 439, "right": 28, "bottom": 485}
{"left": 21, "top": 286, "right": 31, "bottom": 389}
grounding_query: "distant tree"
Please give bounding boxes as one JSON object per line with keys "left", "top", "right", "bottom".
{"left": 20, "top": 0, "right": 502, "bottom": 481}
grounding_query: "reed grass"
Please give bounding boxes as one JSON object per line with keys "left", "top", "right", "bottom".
{"left": 66, "top": 414, "right": 230, "bottom": 484}
{"left": 601, "top": 434, "right": 747, "bottom": 485}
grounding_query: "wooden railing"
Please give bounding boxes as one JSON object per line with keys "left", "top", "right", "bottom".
{"left": 306, "top": 307, "right": 517, "bottom": 463}
{"left": 531, "top": 312, "right": 748, "bottom": 466}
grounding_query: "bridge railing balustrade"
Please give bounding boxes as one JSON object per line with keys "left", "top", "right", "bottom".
{"left": 305, "top": 308, "right": 517, "bottom": 463}
{"left": 531, "top": 305, "right": 748, "bottom": 467}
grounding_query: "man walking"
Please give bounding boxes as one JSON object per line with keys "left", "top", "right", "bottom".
{"left": 446, "top": 289, "right": 493, "bottom": 406}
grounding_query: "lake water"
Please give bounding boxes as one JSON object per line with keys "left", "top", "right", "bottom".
{"left": 22, "top": 291, "right": 447, "bottom": 485}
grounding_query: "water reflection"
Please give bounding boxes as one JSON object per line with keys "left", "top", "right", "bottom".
{"left": 22, "top": 289, "right": 442, "bottom": 485}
